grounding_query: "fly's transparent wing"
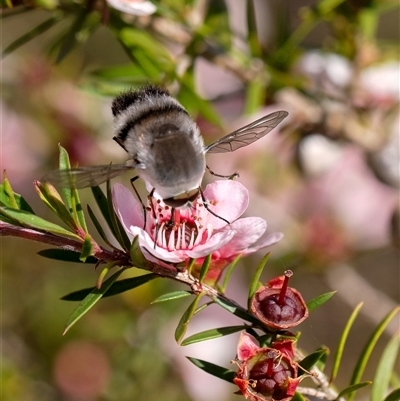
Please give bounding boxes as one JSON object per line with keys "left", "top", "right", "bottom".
{"left": 205, "top": 110, "right": 288, "bottom": 154}
{"left": 42, "top": 164, "right": 135, "bottom": 188}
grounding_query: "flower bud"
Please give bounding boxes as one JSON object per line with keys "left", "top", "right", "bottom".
{"left": 250, "top": 271, "right": 308, "bottom": 329}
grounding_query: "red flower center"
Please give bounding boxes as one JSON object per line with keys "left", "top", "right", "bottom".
{"left": 149, "top": 205, "right": 205, "bottom": 251}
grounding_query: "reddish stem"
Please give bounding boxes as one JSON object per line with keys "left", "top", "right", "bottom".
{"left": 0, "top": 222, "right": 128, "bottom": 264}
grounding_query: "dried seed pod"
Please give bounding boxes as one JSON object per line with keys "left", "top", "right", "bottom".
{"left": 234, "top": 333, "right": 300, "bottom": 401}
{"left": 251, "top": 271, "right": 308, "bottom": 330}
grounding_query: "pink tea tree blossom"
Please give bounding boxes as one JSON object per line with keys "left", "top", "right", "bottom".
{"left": 113, "top": 180, "right": 283, "bottom": 278}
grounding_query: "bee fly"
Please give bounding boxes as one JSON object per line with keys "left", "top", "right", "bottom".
{"left": 44, "top": 85, "right": 288, "bottom": 223}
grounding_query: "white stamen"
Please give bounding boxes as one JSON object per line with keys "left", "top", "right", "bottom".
{"left": 189, "top": 229, "right": 195, "bottom": 248}
{"left": 176, "top": 226, "right": 181, "bottom": 250}
{"left": 168, "top": 227, "right": 175, "bottom": 250}
{"left": 181, "top": 222, "right": 186, "bottom": 249}
{"left": 194, "top": 223, "right": 204, "bottom": 246}
{"left": 160, "top": 222, "right": 166, "bottom": 248}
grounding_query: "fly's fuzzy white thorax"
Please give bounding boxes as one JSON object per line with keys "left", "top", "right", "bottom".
{"left": 112, "top": 86, "right": 185, "bottom": 135}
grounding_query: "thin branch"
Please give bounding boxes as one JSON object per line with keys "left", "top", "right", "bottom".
{"left": 297, "top": 386, "right": 336, "bottom": 400}
{"left": 0, "top": 222, "right": 129, "bottom": 264}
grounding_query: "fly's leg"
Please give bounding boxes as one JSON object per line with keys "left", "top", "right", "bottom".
{"left": 167, "top": 208, "right": 175, "bottom": 229}
{"left": 146, "top": 188, "right": 161, "bottom": 249}
{"left": 199, "top": 186, "right": 230, "bottom": 224}
{"left": 206, "top": 165, "right": 239, "bottom": 180}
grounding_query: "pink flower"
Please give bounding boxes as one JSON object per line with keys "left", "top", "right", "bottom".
{"left": 112, "top": 180, "right": 283, "bottom": 265}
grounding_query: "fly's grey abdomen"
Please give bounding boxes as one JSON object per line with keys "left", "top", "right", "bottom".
{"left": 112, "top": 85, "right": 205, "bottom": 201}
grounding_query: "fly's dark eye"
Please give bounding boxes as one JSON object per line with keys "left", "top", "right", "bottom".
{"left": 163, "top": 190, "right": 199, "bottom": 208}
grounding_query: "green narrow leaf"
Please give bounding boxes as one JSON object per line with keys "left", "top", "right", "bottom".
{"left": 371, "top": 334, "right": 400, "bottom": 401}
{"left": 291, "top": 392, "right": 307, "bottom": 401}
{"left": 221, "top": 254, "right": 242, "bottom": 292}
{"left": 317, "top": 0, "right": 346, "bottom": 15}
{"left": 71, "top": 186, "right": 88, "bottom": 233}
{"left": 358, "top": 8, "right": 379, "bottom": 39}
{"left": 131, "top": 48, "right": 162, "bottom": 80}
{"left": 96, "top": 263, "right": 115, "bottom": 289}
{"left": 91, "top": 64, "right": 148, "bottom": 81}
{"left": 34, "top": 181, "right": 77, "bottom": 230}
{"left": 56, "top": 8, "right": 90, "bottom": 63}
{"left": 58, "top": 145, "right": 73, "bottom": 211}
{"left": 315, "top": 345, "right": 329, "bottom": 371}
{"left": 336, "top": 381, "right": 372, "bottom": 399}
{"left": 246, "top": 0, "right": 262, "bottom": 58}
{"left": 213, "top": 296, "right": 260, "bottom": 325}
{"left": 187, "top": 257, "right": 196, "bottom": 275}
{"left": 384, "top": 388, "right": 400, "bottom": 401}
{"left": 248, "top": 252, "right": 270, "bottom": 309}
{"left": 272, "top": 15, "right": 319, "bottom": 68}
{"left": 90, "top": 187, "right": 114, "bottom": 233}
{"left": 0, "top": 212, "right": 16, "bottom": 224}
{"left": 178, "top": 72, "right": 222, "bottom": 126}
{"left": 199, "top": 254, "right": 212, "bottom": 283}
{"left": 348, "top": 307, "right": 400, "bottom": 401}
{"left": 298, "top": 348, "right": 329, "bottom": 375}
{"left": 129, "top": 235, "right": 148, "bottom": 269}
{"left": 79, "top": 234, "right": 93, "bottom": 262}
{"left": 331, "top": 302, "right": 363, "bottom": 383}
{"left": 61, "top": 273, "right": 158, "bottom": 301}
{"left": 151, "top": 291, "right": 192, "bottom": 304}
{"left": 244, "top": 78, "right": 267, "bottom": 117}
{"left": 194, "top": 302, "right": 212, "bottom": 315}
{"left": 307, "top": 291, "right": 337, "bottom": 312}
{"left": 37, "top": 249, "right": 97, "bottom": 263}
{"left": 181, "top": 325, "right": 246, "bottom": 346}
{"left": 87, "top": 204, "right": 114, "bottom": 248}
{"left": 3, "top": 172, "right": 18, "bottom": 208}
{"left": 57, "top": 145, "right": 87, "bottom": 232}
{"left": 175, "top": 293, "right": 204, "bottom": 344}
{"left": 391, "top": 372, "right": 400, "bottom": 389}
{"left": 0, "top": 206, "right": 81, "bottom": 240}
{"left": 91, "top": 185, "right": 126, "bottom": 247}
{"left": 0, "top": 181, "right": 34, "bottom": 213}
{"left": 2, "top": 15, "right": 60, "bottom": 58}
{"left": 118, "top": 28, "right": 173, "bottom": 78}
{"left": 186, "top": 357, "right": 236, "bottom": 383}
{"left": 3, "top": 0, "right": 12, "bottom": 7}
{"left": 257, "top": 333, "right": 274, "bottom": 347}
{"left": 63, "top": 267, "right": 124, "bottom": 334}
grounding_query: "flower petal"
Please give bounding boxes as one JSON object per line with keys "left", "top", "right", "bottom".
{"left": 217, "top": 217, "right": 267, "bottom": 259}
{"left": 244, "top": 231, "right": 284, "bottom": 254}
{"left": 185, "top": 230, "right": 236, "bottom": 259}
{"left": 237, "top": 332, "right": 260, "bottom": 361}
{"left": 112, "top": 183, "right": 144, "bottom": 236}
{"left": 203, "top": 180, "right": 249, "bottom": 229}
